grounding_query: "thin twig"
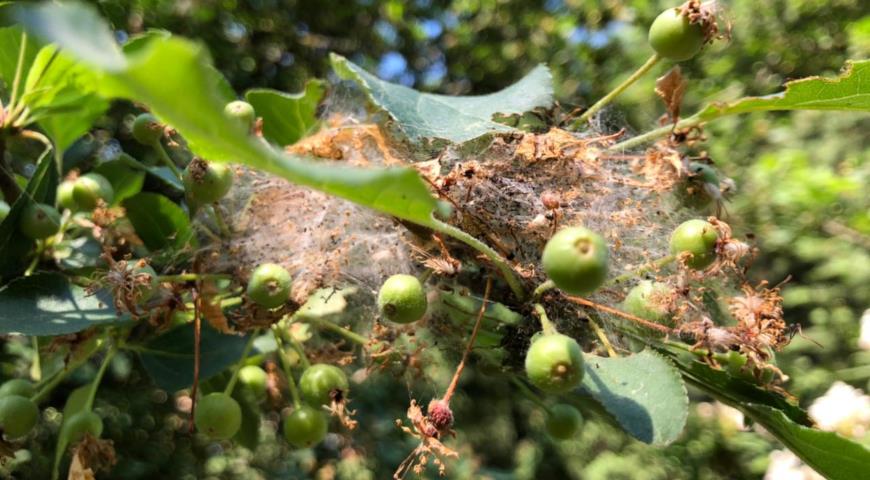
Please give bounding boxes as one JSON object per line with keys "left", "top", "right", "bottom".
{"left": 564, "top": 295, "right": 672, "bottom": 334}
{"left": 443, "top": 277, "right": 492, "bottom": 405}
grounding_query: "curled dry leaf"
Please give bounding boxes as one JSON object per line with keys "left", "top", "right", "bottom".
{"left": 655, "top": 66, "right": 688, "bottom": 124}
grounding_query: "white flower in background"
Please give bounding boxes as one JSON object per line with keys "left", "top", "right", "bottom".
{"left": 807, "top": 381, "right": 870, "bottom": 438}
{"left": 859, "top": 309, "right": 870, "bottom": 350}
{"left": 764, "top": 450, "right": 824, "bottom": 480}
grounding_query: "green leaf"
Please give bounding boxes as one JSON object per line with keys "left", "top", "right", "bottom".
{"left": 578, "top": 349, "right": 688, "bottom": 445}
{"left": 0, "top": 25, "right": 40, "bottom": 90}
{"left": 659, "top": 346, "right": 811, "bottom": 426}
{"left": 330, "top": 53, "right": 553, "bottom": 143}
{"left": 137, "top": 323, "right": 249, "bottom": 392}
{"left": 741, "top": 403, "right": 870, "bottom": 480}
{"left": 294, "top": 287, "right": 354, "bottom": 321}
{"left": 0, "top": 272, "right": 122, "bottom": 335}
{"left": 16, "top": 2, "right": 445, "bottom": 230}
{"left": 93, "top": 157, "right": 145, "bottom": 204}
{"left": 245, "top": 79, "right": 325, "bottom": 146}
{"left": 0, "top": 148, "right": 57, "bottom": 281}
{"left": 122, "top": 192, "right": 196, "bottom": 251}
{"left": 698, "top": 59, "right": 870, "bottom": 119}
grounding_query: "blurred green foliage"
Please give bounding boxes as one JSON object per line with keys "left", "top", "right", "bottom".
{"left": 2, "top": 0, "right": 867, "bottom": 478}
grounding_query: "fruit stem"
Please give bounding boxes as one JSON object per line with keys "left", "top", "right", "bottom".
{"left": 532, "top": 279, "right": 556, "bottom": 301}
{"left": 304, "top": 316, "right": 368, "bottom": 346}
{"left": 31, "top": 345, "right": 99, "bottom": 404}
{"left": 158, "top": 273, "right": 233, "bottom": 283}
{"left": 271, "top": 326, "right": 302, "bottom": 408}
{"left": 30, "top": 336, "right": 41, "bottom": 381}
{"left": 24, "top": 239, "right": 45, "bottom": 276}
{"left": 605, "top": 254, "right": 676, "bottom": 287}
{"left": 210, "top": 204, "right": 231, "bottom": 237}
{"left": 84, "top": 343, "right": 118, "bottom": 412}
{"left": 572, "top": 53, "right": 661, "bottom": 129}
{"left": 533, "top": 303, "right": 558, "bottom": 335}
{"left": 443, "top": 277, "right": 491, "bottom": 405}
{"left": 432, "top": 220, "right": 526, "bottom": 301}
{"left": 288, "top": 337, "right": 311, "bottom": 369}
{"left": 587, "top": 314, "right": 618, "bottom": 357}
{"left": 608, "top": 112, "right": 704, "bottom": 151}
{"left": 510, "top": 376, "right": 551, "bottom": 413}
{"left": 224, "top": 331, "right": 259, "bottom": 395}
{"left": 150, "top": 140, "right": 183, "bottom": 179}
{"left": 417, "top": 268, "right": 433, "bottom": 285}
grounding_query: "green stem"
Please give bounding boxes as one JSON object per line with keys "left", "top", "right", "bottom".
{"left": 608, "top": 113, "right": 704, "bottom": 151}
{"left": 572, "top": 53, "right": 661, "bottom": 129}
{"left": 158, "top": 273, "right": 232, "bottom": 283}
{"left": 272, "top": 327, "right": 302, "bottom": 408}
{"left": 417, "top": 269, "right": 433, "bottom": 285}
{"left": 151, "top": 140, "right": 182, "bottom": 179}
{"left": 24, "top": 239, "right": 45, "bottom": 276}
{"left": 210, "top": 204, "right": 231, "bottom": 237}
{"left": 305, "top": 316, "right": 368, "bottom": 346}
{"left": 588, "top": 314, "right": 618, "bottom": 357}
{"left": 224, "top": 331, "right": 258, "bottom": 395}
{"left": 533, "top": 303, "right": 557, "bottom": 335}
{"left": 511, "top": 376, "right": 551, "bottom": 412}
{"left": 605, "top": 254, "right": 676, "bottom": 287}
{"left": 84, "top": 344, "right": 117, "bottom": 412}
{"left": 288, "top": 337, "right": 311, "bottom": 369}
{"left": 30, "top": 337, "right": 41, "bottom": 381}
{"left": 532, "top": 279, "right": 556, "bottom": 301}
{"left": 432, "top": 220, "right": 526, "bottom": 301}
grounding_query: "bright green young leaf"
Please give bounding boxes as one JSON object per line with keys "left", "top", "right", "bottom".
{"left": 0, "top": 272, "right": 122, "bottom": 335}
{"left": 579, "top": 349, "right": 688, "bottom": 445}
{"left": 15, "top": 2, "right": 445, "bottom": 230}
{"left": 245, "top": 79, "right": 325, "bottom": 146}
{"left": 0, "top": 147, "right": 57, "bottom": 281}
{"left": 741, "top": 403, "right": 870, "bottom": 480}
{"left": 331, "top": 53, "right": 554, "bottom": 143}
{"left": 698, "top": 59, "right": 870, "bottom": 119}
{"left": 137, "top": 322, "right": 250, "bottom": 392}
{"left": 0, "top": 25, "right": 40, "bottom": 90}
{"left": 122, "top": 192, "right": 196, "bottom": 251}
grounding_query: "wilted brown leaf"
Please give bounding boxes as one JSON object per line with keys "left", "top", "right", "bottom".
{"left": 655, "top": 66, "right": 687, "bottom": 123}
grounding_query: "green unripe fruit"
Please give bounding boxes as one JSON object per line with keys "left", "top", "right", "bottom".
{"left": 0, "top": 379, "right": 36, "bottom": 398}
{"left": 182, "top": 159, "right": 234, "bottom": 204}
{"left": 0, "top": 395, "right": 39, "bottom": 438}
{"left": 623, "top": 281, "right": 674, "bottom": 325}
{"left": 238, "top": 365, "right": 269, "bottom": 398}
{"left": 282, "top": 405, "right": 328, "bottom": 448}
{"left": 525, "top": 333, "right": 585, "bottom": 394}
{"left": 0, "top": 201, "right": 9, "bottom": 222}
{"left": 669, "top": 219, "right": 719, "bottom": 269}
{"left": 61, "top": 411, "right": 103, "bottom": 444}
{"left": 648, "top": 8, "right": 705, "bottom": 61}
{"left": 377, "top": 274, "right": 428, "bottom": 324}
{"left": 130, "top": 262, "right": 159, "bottom": 303}
{"left": 194, "top": 393, "right": 242, "bottom": 440}
{"left": 542, "top": 227, "right": 609, "bottom": 295}
{"left": 300, "top": 364, "right": 349, "bottom": 406}
{"left": 246, "top": 263, "right": 292, "bottom": 308}
{"left": 72, "top": 173, "right": 114, "bottom": 210}
{"left": 545, "top": 403, "right": 583, "bottom": 440}
{"left": 57, "top": 180, "right": 77, "bottom": 211}
{"left": 131, "top": 113, "right": 164, "bottom": 145}
{"left": 19, "top": 203, "right": 61, "bottom": 239}
{"left": 224, "top": 100, "right": 256, "bottom": 130}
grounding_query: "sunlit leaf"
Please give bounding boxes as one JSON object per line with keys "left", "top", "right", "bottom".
{"left": 0, "top": 273, "right": 122, "bottom": 335}
{"left": 578, "top": 349, "right": 688, "bottom": 445}
{"left": 245, "top": 79, "right": 325, "bottom": 146}
{"left": 16, "top": 2, "right": 445, "bottom": 230}
{"left": 331, "top": 53, "right": 553, "bottom": 143}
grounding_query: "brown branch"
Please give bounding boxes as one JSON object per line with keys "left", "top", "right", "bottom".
{"left": 442, "top": 277, "right": 492, "bottom": 405}
{"left": 564, "top": 294, "right": 673, "bottom": 334}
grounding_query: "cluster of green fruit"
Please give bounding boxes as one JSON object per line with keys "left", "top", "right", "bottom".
{"left": 194, "top": 363, "right": 348, "bottom": 449}
{"left": 0, "top": 379, "right": 101, "bottom": 446}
